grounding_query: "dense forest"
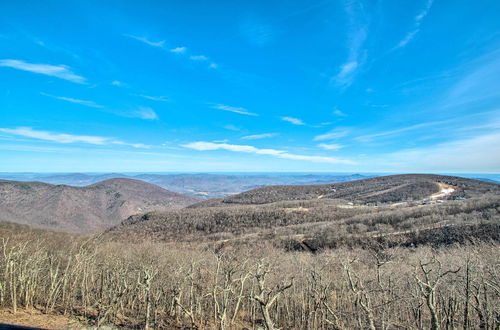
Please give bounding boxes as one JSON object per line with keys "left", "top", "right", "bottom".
{"left": 108, "top": 195, "right": 500, "bottom": 247}
{"left": 0, "top": 226, "right": 498, "bottom": 329}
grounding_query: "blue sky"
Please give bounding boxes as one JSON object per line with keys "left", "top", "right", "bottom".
{"left": 0, "top": 0, "right": 499, "bottom": 173}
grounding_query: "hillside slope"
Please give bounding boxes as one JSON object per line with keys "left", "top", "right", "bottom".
{"left": 190, "top": 174, "right": 500, "bottom": 207}
{"left": 107, "top": 175, "right": 500, "bottom": 248}
{"left": 0, "top": 178, "right": 201, "bottom": 232}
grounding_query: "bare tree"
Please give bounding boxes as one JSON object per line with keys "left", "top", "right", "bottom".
{"left": 252, "top": 262, "right": 293, "bottom": 330}
{"left": 414, "top": 257, "right": 460, "bottom": 330}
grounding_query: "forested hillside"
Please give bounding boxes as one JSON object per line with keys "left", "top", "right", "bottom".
{"left": 0, "top": 178, "right": 200, "bottom": 232}
{"left": 191, "top": 174, "right": 500, "bottom": 207}
{"left": 0, "top": 174, "right": 498, "bottom": 329}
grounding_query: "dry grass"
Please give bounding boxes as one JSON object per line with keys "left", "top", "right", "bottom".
{"left": 0, "top": 308, "right": 82, "bottom": 329}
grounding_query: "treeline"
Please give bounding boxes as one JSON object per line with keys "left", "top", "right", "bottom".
{"left": 285, "top": 223, "right": 500, "bottom": 252}
{"left": 110, "top": 199, "right": 373, "bottom": 242}
{"left": 0, "top": 231, "right": 498, "bottom": 329}
{"left": 108, "top": 196, "right": 500, "bottom": 244}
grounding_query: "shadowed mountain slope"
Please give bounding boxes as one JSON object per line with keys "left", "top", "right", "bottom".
{"left": 0, "top": 178, "right": 201, "bottom": 232}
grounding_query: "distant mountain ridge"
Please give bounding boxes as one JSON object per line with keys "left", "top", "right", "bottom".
{"left": 0, "top": 178, "right": 200, "bottom": 232}
{"left": 190, "top": 174, "right": 500, "bottom": 207}
{"left": 0, "top": 173, "right": 371, "bottom": 198}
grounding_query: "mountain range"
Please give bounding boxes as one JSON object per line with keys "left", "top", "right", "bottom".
{"left": 0, "top": 178, "right": 200, "bottom": 232}
{"left": 0, "top": 173, "right": 372, "bottom": 198}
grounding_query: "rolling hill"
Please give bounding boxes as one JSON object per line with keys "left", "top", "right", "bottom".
{"left": 190, "top": 174, "right": 500, "bottom": 207}
{"left": 107, "top": 174, "right": 500, "bottom": 248}
{"left": 0, "top": 178, "right": 201, "bottom": 232}
{"left": 0, "top": 172, "right": 371, "bottom": 198}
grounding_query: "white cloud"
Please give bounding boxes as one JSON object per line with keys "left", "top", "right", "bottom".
{"left": 377, "top": 131, "right": 500, "bottom": 172}
{"left": 124, "top": 34, "right": 165, "bottom": 48}
{"left": 224, "top": 124, "right": 240, "bottom": 131}
{"left": 0, "top": 127, "right": 149, "bottom": 148}
{"left": 314, "top": 129, "right": 349, "bottom": 141}
{"left": 336, "top": 61, "right": 358, "bottom": 81}
{"left": 212, "top": 104, "right": 258, "bottom": 116}
{"left": 190, "top": 55, "right": 208, "bottom": 61}
{"left": 170, "top": 46, "right": 187, "bottom": 53}
{"left": 135, "top": 94, "right": 169, "bottom": 102}
{"left": 40, "top": 92, "right": 103, "bottom": 108}
{"left": 333, "top": 109, "right": 347, "bottom": 117}
{"left": 130, "top": 106, "right": 158, "bottom": 120}
{"left": 394, "top": 0, "right": 434, "bottom": 49}
{"left": 113, "top": 141, "right": 151, "bottom": 149}
{"left": 281, "top": 117, "right": 305, "bottom": 125}
{"left": 318, "top": 143, "right": 344, "bottom": 150}
{"left": 241, "top": 133, "right": 278, "bottom": 140}
{"left": 124, "top": 34, "right": 218, "bottom": 69}
{"left": 0, "top": 127, "right": 107, "bottom": 144}
{"left": 333, "top": 1, "right": 368, "bottom": 88}
{"left": 182, "top": 141, "right": 355, "bottom": 165}
{"left": 111, "top": 80, "right": 123, "bottom": 87}
{"left": 0, "top": 59, "right": 85, "bottom": 83}
{"left": 396, "top": 30, "right": 419, "bottom": 49}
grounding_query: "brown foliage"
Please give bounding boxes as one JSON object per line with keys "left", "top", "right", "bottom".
{"left": 0, "top": 231, "right": 498, "bottom": 329}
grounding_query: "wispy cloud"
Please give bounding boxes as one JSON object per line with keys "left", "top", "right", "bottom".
{"left": 129, "top": 106, "right": 158, "bottom": 120}
{"left": 190, "top": 55, "right": 208, "bottom": 61}
{"left": 443, "top": 50, "right": 500, "bottom": 109}
{"left": 377, "top": 131, "right": 500, "bottom": 172}
{"left": 40, "top": 92, "right": 103, "bottom": 108}
{"left": 317, "top": 143, "right": 344, "bottom": 150}
{"left": 0, "top": 127, "right": 149, "bottom": 148}
{"left": 124, "top": 34, "right": 217, "bottom": 69}
{"left": 394, "top": 0, "right": 433, "bottom": 49}
{"left": 224, "top": 124, "right": 241, "bottom": 131}
{"left": 332, "top": 1, "right": 368, "bottom": 87}
{"left": 355, "top": 119, "right": 449, "bottom": 142}
{"left": 170, "top": 46, "right": 187, "bottom": 53}
{"left": 335, "top": 61, "right": 359, "bottom": 86}
{"left": 314, "top": 129, "right": 349, "bottom": 141}
{"left": 333, "top": 109, "right": 348, "bottom": 117}
{"left": 134, "top": 94, "right": 169, "bottom": 102}
{"left": 124, "top": 34, "right": 165, "bottom": 48}
{"left": 241, "top": 133, "right": 278, "bottom": 140}
{"left": 281, "top": 117, "right": 305, "bottom": 125}
{"left": 111, "top": 80, "right": 124, "bottom": 87}
{"left": 240, "top": 18, "right": 275, "bottom": 46}
{"left": 212, "top": 104, "right": 258, "bottom": 116}
{"left": 0, "top": 59, "right": 85, "bottom": 83}
{"left": 182, "top": 141, "right": 355, "bottom": 165}
{"left": 190, "top": 55, "right": 217, "bottom": 69}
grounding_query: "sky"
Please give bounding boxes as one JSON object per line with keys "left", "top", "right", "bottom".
{"left": 0, "top": 0, "right": 499, "bottom": 173}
